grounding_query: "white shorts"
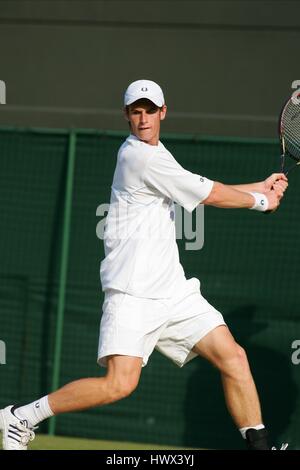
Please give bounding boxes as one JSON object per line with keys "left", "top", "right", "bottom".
{"left": 97, "top": 278, "right": 226, "bottom": 368}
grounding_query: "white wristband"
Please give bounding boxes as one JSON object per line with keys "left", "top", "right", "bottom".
{"left": 249, "top": 192, "right": 269, "bottom": 212}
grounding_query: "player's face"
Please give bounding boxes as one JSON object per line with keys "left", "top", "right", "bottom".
{"left": 125, "top": 99, "right": 167, "bottom": 146}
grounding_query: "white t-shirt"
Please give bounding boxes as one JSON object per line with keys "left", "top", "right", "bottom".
{"left": 100, "top": 134, "right": 214, "bottom": 298}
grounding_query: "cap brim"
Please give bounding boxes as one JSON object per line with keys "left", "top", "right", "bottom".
{"left": 124, "top": 94, "right": 164, "bottom": 107}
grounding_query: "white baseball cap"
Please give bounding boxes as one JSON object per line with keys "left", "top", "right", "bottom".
{"left": 124, "top": 79, "right": 165, "bottom": 107}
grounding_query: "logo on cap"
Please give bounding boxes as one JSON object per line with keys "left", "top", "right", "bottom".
{"left": 141, "top": 87, "right": 148, "bottom": 92}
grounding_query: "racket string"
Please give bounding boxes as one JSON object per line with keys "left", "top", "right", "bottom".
{"left": 280, "top": 95, "right": 300, "bottom": 174}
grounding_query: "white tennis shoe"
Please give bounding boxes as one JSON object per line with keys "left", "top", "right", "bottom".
{"left": 0, "top": 405, "right": 37, "bottom": 450}
{"left": 271, "top": 443, "right": 289, "bottom": 450}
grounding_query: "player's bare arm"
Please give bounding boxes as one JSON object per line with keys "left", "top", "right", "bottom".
{"left": 202, "top": 181, "right": 283, "bottom": 211}
{"left": 230, "top": 173, "right": 288, "bottom": 194}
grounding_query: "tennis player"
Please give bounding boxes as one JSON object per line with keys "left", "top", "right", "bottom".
{"left": 0, "top": 80, "right": 288, "bottom": 450}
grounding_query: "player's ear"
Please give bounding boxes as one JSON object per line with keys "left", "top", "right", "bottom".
{"left": 123, "top": 106, "right": 130, "bottom": 121}
{"left": 160, "top": 105, "right": 167, "bottom": 121}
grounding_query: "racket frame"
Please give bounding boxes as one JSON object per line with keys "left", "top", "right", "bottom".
{"left": 279, "top": 95, "right": 300, "bottom": 175}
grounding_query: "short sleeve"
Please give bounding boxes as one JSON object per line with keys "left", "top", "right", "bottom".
{"left": 143, "top": 150, "right": 214, "bottom": 212}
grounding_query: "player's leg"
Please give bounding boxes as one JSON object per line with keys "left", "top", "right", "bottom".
{"left": 192, "top": 325, "right": 262, "bottom": 428}
{"left": 155, "top": 279, "right": 287, "bottom": 449}
{"left": 156, "top": 277, "right": 288, "bottom": 449}
{"left": 0, "top": 355, "right": 142, "bottom": 450}
{"left": 191, "top": 325, "right": 283, "bottom": 449}
{"left": 48, "top": 354, "right": 142, "bottom": 414}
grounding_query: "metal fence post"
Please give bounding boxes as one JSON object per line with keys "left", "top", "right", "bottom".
{"left": 49, "top": 130, "right": 76, "bottom": 435}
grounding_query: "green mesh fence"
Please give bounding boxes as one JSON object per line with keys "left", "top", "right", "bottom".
{"left": 0, "top": 127, "right": 299, "bottom": 449}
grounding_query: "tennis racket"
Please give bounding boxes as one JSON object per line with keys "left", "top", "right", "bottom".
{"left": 279, "top": 91, "right": 300, "bottom": 175}
{"left": 264, "top": 92, "right": 299, "bottom": 213}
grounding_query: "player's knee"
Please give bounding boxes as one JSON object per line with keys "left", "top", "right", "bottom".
{"left": 234, "top": 344, "right": 249, "bottom": 370}
{"left": 108, "top": 374, "right": 139, "bottom": 401}
{"left": 218, "top": 343, "right": 249, "bottom": 379}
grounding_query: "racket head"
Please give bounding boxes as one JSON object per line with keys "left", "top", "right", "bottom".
{"left": 278, "top": 92, "right": 300, "bottom": 165}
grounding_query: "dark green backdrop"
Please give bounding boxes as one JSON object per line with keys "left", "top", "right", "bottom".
{"left": 0, "top": 127, "right": 299, "bottom": 449}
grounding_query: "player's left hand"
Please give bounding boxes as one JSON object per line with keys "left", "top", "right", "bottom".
{"left": 272, "top": 180, "right": 288, "bottom": 200}
{"left": 263, "top": 173, "right": 288, "bottom": 194}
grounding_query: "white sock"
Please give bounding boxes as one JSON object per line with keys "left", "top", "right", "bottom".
{"left": 239, "top": 424, "right": 265, "bottom": 439}
{"left": 14, "top": 396, "right": 54, "bottom": 427}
